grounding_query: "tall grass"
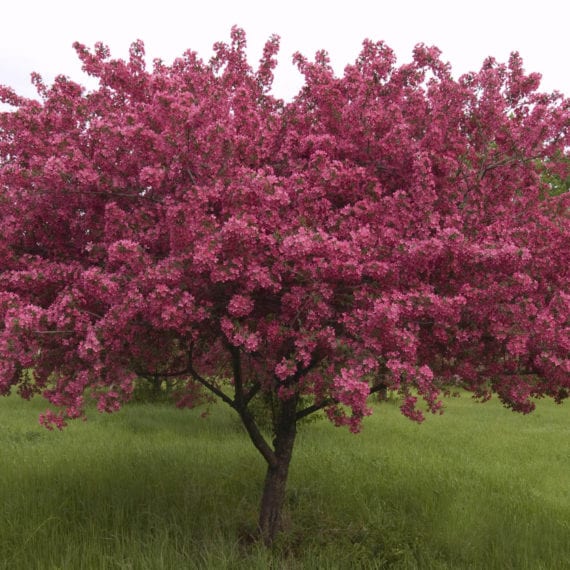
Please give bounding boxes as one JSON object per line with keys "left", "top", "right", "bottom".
{"left": 0, "top": 393, "right": 568, "bottom": 569}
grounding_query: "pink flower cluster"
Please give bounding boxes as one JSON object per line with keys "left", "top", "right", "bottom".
{"left": 0, "top": 28, "right": 568, "bottom": 434}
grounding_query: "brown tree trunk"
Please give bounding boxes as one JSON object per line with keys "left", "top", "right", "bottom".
{"left": 258, "top": 397, "right": 298, "bottom": 545}
{"left": 151, "top": 375, "right": 162, "bottom": 398}
{"left": 377, "top": 385, "right": 388, "bottom": 401}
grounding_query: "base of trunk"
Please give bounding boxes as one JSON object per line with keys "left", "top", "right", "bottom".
{"left": 258, "top": 460, "right": 290, "bottom": 545}
{"left": 255, "top": 395, "right": 299, "bottom": 545}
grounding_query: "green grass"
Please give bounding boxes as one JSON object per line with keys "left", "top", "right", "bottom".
{"left": 0, "top": 393, "right": 568, "bottom": 569}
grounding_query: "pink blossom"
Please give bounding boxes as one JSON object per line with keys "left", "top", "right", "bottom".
{"left": 0, "top": 30, "right": 567, "bottom": 437}
{"left": 228, "top": 294, "right": 254, "bottom": 317}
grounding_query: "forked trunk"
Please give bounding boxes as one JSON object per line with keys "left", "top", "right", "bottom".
{"left": 258, "top": 398, "right": 298, "bottom": 545}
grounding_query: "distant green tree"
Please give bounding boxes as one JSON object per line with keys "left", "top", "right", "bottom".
{"left": 540, "top": 153, "right": 570, "bottom": 197}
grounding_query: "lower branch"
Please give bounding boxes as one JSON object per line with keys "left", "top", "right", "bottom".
{"left": 236, "top": 404, "right": 277, "bottom": 468}
{"left": 296, "top": 378, "right": 389, "bottom": 421}
{"left": 187, "top": 363, "right": 235, "bottom": 408}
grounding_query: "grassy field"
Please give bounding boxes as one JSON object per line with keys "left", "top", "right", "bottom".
{"left": 0, "top": 392, "right": 568, "bottom": 569}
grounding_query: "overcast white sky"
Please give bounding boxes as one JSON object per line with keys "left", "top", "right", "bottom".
{"left": 1, "top": 0, "right": 568, "bottom": 102}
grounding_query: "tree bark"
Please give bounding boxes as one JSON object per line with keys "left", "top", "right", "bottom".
{"left": 150, "top": 375, "right": 162, "bottom": 398}
{"left": 258, "top": 396, "right": 298, "bottom": 545}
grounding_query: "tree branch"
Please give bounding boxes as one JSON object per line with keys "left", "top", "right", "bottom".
{"left": 186, "top": 167, "right": 197, "bottom": 184}
{"left": 244, "top": 382, "right": 261, "bottom": 405}
{"left": 238, "top": 406, "right": 278, "bottom": 468}
{"left": 478, "top": 153, "right": 540, "bottom": 181}
{"left": 296, "top": 400, "right": 329, "bottom": 421}
{"left": 33, "top": 183, "right": 164, "bottom": 204}
{"left": 231, "top": 347, "right": 245, "bottom": 405}
{"left": 296, "top": 377, "right": 389, "bottom": 421}
{"left": 229, "top": 347, "right": 277, "bottom": 468}
{"left": 133, "top": 367, "right": 190, "bottom": 379}
{"left": 186, "top": 361, "right": 235, "bottom": 408}
{"left": 369, "top": 380, "right": 390, "bottom": 395}
{"left": 284, "top": 354, "right": 323, "bottom": 387}
{"left": 32, "top": 329, "right": 74, "bottom": 335}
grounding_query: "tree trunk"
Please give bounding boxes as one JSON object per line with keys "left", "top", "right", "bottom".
{"left": 258, "top": 397, "right": 298, "bottom": 545}
{"left": 151, "top": 375, "right": 162, "bottom": 398}
{"left": 377, "top": 385, "right": 388, "bottom": 401}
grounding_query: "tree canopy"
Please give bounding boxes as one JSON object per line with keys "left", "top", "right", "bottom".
{"left": 1, "top": 28, "right": 569, "bottom": 542}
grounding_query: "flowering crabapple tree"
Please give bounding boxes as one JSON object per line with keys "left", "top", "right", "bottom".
{"left": 1, "top": 28, "right": 569, "bottom": 544}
